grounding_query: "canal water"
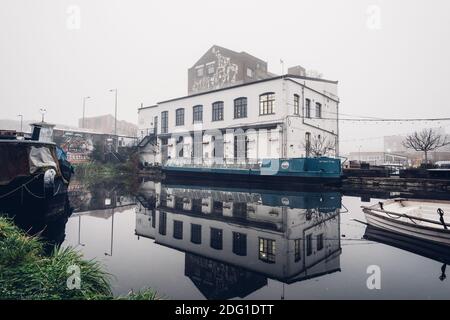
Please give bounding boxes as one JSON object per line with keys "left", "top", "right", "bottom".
{"left": 4, "top": 177, "right": 450, "bottom": 299}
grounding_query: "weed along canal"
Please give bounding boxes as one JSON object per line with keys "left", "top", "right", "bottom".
{"left": 4, "top": 173, "right": 448, "bottom": 300}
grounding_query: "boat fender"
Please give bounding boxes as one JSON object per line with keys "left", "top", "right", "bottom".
{"left": 378, "top": 202, "right": 384, "bottom": 210}
{"left": 437, "top": 208, "right": 448, "bottom": 230}
{"left": 44, "top": 168, "right": 56, "bottom": 197}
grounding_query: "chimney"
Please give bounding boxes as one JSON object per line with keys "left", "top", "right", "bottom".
{"left": 288, "top": 65, "right": 306, "bottom": 77}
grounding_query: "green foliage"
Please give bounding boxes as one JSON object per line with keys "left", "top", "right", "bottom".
{"left": 0, "top": 217, "right": 158, "bottom": 300}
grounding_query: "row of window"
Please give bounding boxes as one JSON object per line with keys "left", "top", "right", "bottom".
{"left": 160, "top": 93, "right": 323, "bottom": 133}
{"left": 157, "top": 212, "right": 324, "bottom": 264}
{"left": 294, "top": 95, "right": 322, "bottom": 118}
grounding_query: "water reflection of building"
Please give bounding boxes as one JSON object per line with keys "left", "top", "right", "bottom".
{"left": 135, "top": 181, "right": 342, "bottom": 299}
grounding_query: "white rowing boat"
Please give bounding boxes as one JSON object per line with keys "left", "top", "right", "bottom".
{"left": 362, "top": 198, "right": 450, "bottom": 247}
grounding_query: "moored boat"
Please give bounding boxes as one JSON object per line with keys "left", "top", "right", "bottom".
{"left": 162, "top": 157, "right": 342, "bottom": 187}
{"left": 362, "top": 199, "right": 450, "bottom": 247}
{"left": 0, "top": 123, "right": 73, "bottom": 210}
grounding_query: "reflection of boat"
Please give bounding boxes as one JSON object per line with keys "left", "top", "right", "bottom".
{"left": 363, "top": 225, "right": 450, "bottom": 264}
{"left": 135, "top": 181, "right": 342, "bottom": 299}
{"left": 362, "top": 199, "right": 450, "bottom": 247}
{"left": 9, "top": 193, "right": 74, "bottom": 254}
{"left": 0, "top": 122, "right": 73, "bottom": 209}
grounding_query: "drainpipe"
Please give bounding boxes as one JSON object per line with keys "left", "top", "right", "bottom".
{"left": 336, "top": 101, "right": 340, "bottom": 157}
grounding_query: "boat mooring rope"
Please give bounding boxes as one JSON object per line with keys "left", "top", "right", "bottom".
{"left": 438, "top": 208, "right": 448, "bottom": 230}
{"left": 0, "top": 173, "right": 44, "bottom": 200}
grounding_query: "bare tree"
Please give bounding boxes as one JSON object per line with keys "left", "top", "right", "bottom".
{"left": 402, "top": 128, "right": 449, "bottom": 164}
{"left": 304, "top": 134, "right": 335, "bottom": 157}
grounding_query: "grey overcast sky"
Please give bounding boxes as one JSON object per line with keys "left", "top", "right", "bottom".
{"left": 0, "top": 0, "right": 449, "bottom": 152}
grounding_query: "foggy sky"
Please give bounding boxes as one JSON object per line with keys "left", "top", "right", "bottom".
{"left": 1, "top": 0, "right": 449, "bottom": 153}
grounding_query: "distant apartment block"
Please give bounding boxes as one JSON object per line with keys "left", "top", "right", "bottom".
{"left": 78, "top": 114, "right": 138, "bottom": 137}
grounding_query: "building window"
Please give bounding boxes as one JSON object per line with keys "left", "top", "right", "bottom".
{"left": 233, "top": 202, "right": 247, "bottom": 218}
{"left": 174, "top": 196, "right": 184, "bottom": 210}
{"left": 294, "top": 239, "right": 301, "bottom": 262}
{"left": 259, "top": 238, "right": 276, "bottom": 263}
{"left": 196, "top": 66, "right": 204, "bottom": 77}
{"left": 210, "top": 228, "right": 223, "bottom": 250}
{"left": 305, "top": 99, "right": 311, "bottom": 118}
{"left": 212, "top": 201, "right": 223, "bottom": 215}
{"left": 212, "top": 101, "right": 224, "bottom": 121}
{"left": 191, "top": 198, "right": 202, "bottom": 213}
{"left": 306, "top": 234, "right": 312, "bottom": 256}
{"left": 315, "top": 102, "right": 322, "bottom": 118}
{"left": 159, "top": 211, "right": 167, "bottom": 236}
{"left": 176, "top": 108, "right": 184, "bottom": 126}
{"left": 191, "top": 224, "right": 202, "bottom": 244}
{"left": 193, "top": 105, "right": 203, "bottom": 123}
{"left": 294, "top": 94, "right": 300, "bottom": 115}
{"left": 246, "top": 67, "right": 253, "bottom": 78}
{"left": 161, "top": 111, "right": 168, "bottom": 134}
{"left": 317, "top": 234, "right": 324, "bottom": 251}
{"left": 232, "top": 232, "right": 247, "bottom": 256}
{"left": 153, "top": 116, "right": 158, "bottom": 134}
{"left": 234, "top": 97, "right": 247, "bottom": 119}
{"left": 173, "top": 220, "right": 183, "bottom": 240}
{"left": 207, "top": 63, "right": 215, "bottom": 74}
{"left": 259, "top": 93, "right": 275, "bottom": 115}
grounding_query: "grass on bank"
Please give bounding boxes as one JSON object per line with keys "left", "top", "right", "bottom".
{"left": 0, "top": 217, "right": 159, "bottom": 300}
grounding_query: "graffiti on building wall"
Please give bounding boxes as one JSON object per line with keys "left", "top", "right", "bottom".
{"left": 57, "top": 132, "right": 94, "bottom": 163}
{"left": 192, "top": 48, "right": 239, "bottom": 92}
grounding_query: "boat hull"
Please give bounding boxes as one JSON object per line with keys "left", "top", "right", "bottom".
{"left": 0, "top": 174, "right": 68, "bottom": 213}
{"left": 363, "top": 209, "right": 450, "bottom": 247}
{"left": 163, "top": 168, "right": 342, "bottom": 189}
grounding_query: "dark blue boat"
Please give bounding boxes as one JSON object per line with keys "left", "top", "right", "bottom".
{"left": 162, "top": 157, "right": 342, "bottom": 187}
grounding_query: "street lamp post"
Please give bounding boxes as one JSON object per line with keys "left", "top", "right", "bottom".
{"left": 109, "top": 89, "right": 118, "bottom": 152}
{"left": 17, "top": 114, "right": 23, "bottom": 133}
{"left": 82, "top": 96, "right": 91, "bottom": 128}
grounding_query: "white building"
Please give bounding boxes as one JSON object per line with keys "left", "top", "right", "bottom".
{"left": 138, "top": 46, "right": 339, "bottom": 166}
